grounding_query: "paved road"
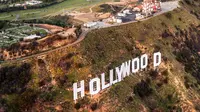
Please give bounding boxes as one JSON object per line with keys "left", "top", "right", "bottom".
{"left": 159, "top": 1, "right": 180, "bottom": 14}
{"left": 0, "top": 1, "right": 180, "bottom": 65}
{"left": 0, "top": 28, "right": 90, "bottom": 65}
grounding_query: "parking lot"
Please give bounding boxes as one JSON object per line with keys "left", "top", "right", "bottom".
{"left": 84, "top": 1, "right": 180, "bottom": 29}
{"left": 121, "top": 11, "right": 137, "bottom": 23}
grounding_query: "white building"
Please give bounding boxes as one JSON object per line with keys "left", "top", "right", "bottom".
{"left": 113, "top": 17, "right": 122, "bottom": 23}
{"left": 117, "top": 13, "right": 126, "bottom": 17}
{"left": 135, "top": 13, "right": 145, "bottom": 20}
{"left": 83, "top": 22, "right": 97, "bottom": 28}
{"left": 108, "top": 16, "right": 122, "bottom": 23}
{"left": 123, "top": 9, "right": 132, "bottom": 15}
{"left": 25, "top": 0, "right": 42, "bottom": 6}
{"left": 23, "top": 34, "right": 41, "bottom": 40}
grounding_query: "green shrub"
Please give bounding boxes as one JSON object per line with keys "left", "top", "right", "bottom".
{"left": 74, "top": 103, "right": 81, "bottom": 110}
{"left": 90, "top": 103, "right": 98, "bottom": 111}
{"left": 39, "top": 91, "right": 56, "bottom": 102}
{"left": 165, "top": 13, "right": 172, "bottom": 19}
{"left": 0, "top": 63, "right": 31, "bottom": 94}
{"left": 134, "top": 80, "right": 153, "bottom": 98}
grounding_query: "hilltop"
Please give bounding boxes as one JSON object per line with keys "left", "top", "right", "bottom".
{"left": 0, "top": 0, "right": 200, "bottom": 111}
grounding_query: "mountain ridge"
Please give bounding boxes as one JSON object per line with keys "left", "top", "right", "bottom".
{"left": 0, "top": 0, "right": 200, "bottom": 111}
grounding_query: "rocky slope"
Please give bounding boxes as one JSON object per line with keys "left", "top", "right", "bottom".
{"left": 0, "top": 0, "right": 200, "bottom": 111}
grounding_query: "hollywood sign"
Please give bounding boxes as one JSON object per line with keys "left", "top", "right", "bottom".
{"left": 73, "top": 52, "right": 161, "bottom": 101}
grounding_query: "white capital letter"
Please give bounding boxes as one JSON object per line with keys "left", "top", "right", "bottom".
{"left": 115, "top": 63, "right": 124, "bottom": 82}
{"left": 141, "top": 54, "right": 148, "bottom": 70}
{"left": 153, "top": 52, "right": 161, "bottom": 68}
{"left": 123, "top": 60, "right": 131, "bottom": 78}
{"left": 89, "top": 78, "right": 101, "bottom": 95}
{"left": 73, "top": 80, "right": 85, "bottom": 100}
{"left": 132, "top": 57, "right": 139, "bottom": 73}
{"left": 101, "top": 73, "right": 110, "bottom": 90}
{"left": 110, "top": 69, "right": 118, "bottom": 85}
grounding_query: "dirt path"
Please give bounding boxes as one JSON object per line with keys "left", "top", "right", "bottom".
{"left": 167, "top": 63, "right": 196, "bottom": 112}
{"left": 90, "top": 5, "right": 95, "bottom": 13}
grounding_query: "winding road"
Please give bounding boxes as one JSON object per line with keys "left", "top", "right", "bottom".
{"left": 0, "top": 1, "right": 180, "bottom": 65}
{"left": 0, "top": 28, "right": 90, "bottom": 65}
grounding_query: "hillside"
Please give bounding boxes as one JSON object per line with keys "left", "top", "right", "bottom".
{"left": 0, "top": 0, "right": 200, "bottom": 111}
{"left": 0, "top": 0, "right": 112, "bottom": 20}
